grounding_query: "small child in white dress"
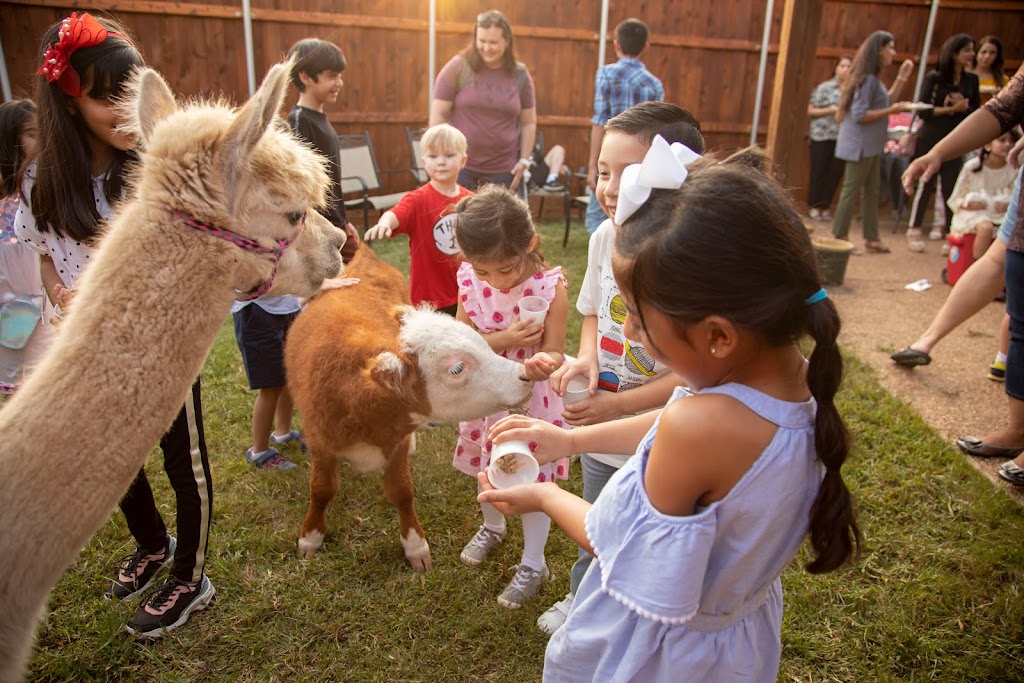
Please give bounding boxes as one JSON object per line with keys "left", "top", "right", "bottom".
{"left": 947, "top": 130, "right": 1017, "bottom": 259}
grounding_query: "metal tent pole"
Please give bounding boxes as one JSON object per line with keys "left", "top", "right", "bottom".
{"left": 241, "top": 0, "right": 256, "bottom": 97}
{"left": 428, "top": 0, "right": 436, "bottom": 107}
{"left": 598, "top": 0, "right": 609, "bottom": 71}
{"left": 750, "top": 0, "right": 776, "bottom": 146}
{"left": 915, "top": 0, "right": 940, "bottom": 100}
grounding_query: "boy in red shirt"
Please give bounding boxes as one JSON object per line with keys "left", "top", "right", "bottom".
{"left": 364, "top": 123, "right": 473, "bottom": 315}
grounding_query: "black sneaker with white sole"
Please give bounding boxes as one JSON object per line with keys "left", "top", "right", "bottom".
{"left": 125, "top": 575, "right": 215, "bottom": 638}
{"left": 104, "top": 535, "right": 177, "bottom": 602}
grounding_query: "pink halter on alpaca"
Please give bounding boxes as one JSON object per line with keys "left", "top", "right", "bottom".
{"left": 175, "top": 211, "right": 306, "bottom": 300}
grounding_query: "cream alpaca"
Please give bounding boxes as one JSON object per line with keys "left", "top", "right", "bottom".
{"left": 0, "top": 63, "right": 345, "bottom": 681}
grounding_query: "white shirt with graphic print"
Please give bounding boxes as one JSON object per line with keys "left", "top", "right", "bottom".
{"left": 576, "top": 219, "right": 673, "bottom": 468}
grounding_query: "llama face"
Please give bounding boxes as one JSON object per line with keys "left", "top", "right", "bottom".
{"left": 397, "top": 308, "right": 534, "bottom": 423}
{"left": 119, "top": 63, "right": 344, "bottom": 300}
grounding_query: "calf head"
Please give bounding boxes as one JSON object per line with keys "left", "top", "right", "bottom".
{"left": 117, "top": 61, "right": 346, "bottom": 300}
{"left": 369, "top": 308, "right": 534, "bottom": 423}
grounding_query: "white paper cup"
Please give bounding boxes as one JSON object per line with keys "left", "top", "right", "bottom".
{"left": 486, "top": 440, "right": 540, "bottom": 489}
{"left": 518, "top": 296, "right": 549, "bottom": 325}
{"left": 562, "top": 374, "right": 591, "bottom": 405}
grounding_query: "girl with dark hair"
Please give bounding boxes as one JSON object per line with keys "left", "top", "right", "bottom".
{"left": 480, "top": 137, "right": 860, "bottom": 681}
{"left": 428, "top": 10, "right": 537, "bottom": 200}
{"left": 13, "top": 12, "right": 215, "bottom": 637}
{"left": 972, "top": 35, "right": 1006, "bottom": 102}
{"left": 0, "top": 99, "right": 53, "bottom": 385}
{"left": 831, "top": 30, "right": 915, "bottom": 253}
{"left": 450, "top": 184, "right": 570, "bottom": 610}
{"left": 908, "top": 33, "right": 980, "bottom": 243}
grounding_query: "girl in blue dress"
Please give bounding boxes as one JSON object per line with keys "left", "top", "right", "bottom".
{"left": 480, "top": 137, "right": 860, "bottom": 682}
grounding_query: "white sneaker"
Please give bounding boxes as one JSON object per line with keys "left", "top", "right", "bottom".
{"left": 537, "top": 592, "right": 574, "bottom": 634}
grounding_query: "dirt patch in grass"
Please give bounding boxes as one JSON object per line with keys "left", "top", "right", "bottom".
{"left": 812, "top": 215, "right": 1024, "bottom": 503}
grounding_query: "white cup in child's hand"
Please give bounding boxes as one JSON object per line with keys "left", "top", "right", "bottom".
{"left": 518, "top": 296, "right": 549, "bottom": 325}
{"left": 562, "top": 374, "right": 591, "bottom": 406}
{"left": 487, "top": 440, "right": 540, "bottom": 489}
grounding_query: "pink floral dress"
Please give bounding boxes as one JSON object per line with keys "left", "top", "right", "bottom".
{"left": 452, "top": 262, "right": 570, "bottom": 482}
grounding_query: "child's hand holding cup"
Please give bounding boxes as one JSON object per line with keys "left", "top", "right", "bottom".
{"left": 486, "top": 439, "right": 540, "bottom": 489}
{"left": 518, "top": 295, "right": 549, "bottom": 327}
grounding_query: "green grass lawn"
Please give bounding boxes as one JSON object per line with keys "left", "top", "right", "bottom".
{"left": 26, "top": 220, "right": 1024, "bottom": 681}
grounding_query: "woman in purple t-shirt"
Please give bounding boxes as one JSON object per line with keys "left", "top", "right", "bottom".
{"left": 429, "top": 9, "right": 536, "bottom": 199}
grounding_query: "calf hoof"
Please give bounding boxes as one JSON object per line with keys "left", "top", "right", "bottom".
{"left": 297, "top": 530, "right": 324, "bottom": 558}
{"left": 401, "top": 530, "right": 431, "bottom": 572}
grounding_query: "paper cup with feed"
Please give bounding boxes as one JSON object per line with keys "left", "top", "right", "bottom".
{"left": 487, "top": 439, "right": 540, "bottom": 489}
{"left": 518, "top": 296, "right": 549, "bottom": 326}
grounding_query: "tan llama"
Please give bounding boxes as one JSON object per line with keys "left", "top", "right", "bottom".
{"left": 0, "top": 63, "right": 346, "bottom": 682}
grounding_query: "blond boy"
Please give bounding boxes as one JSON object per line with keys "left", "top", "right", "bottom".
{"left": 365, "top": 123, "right": 473, "bottom": 315}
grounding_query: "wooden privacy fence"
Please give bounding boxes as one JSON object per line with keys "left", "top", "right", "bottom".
{"left": 1, "top": 0, "right": 1020, "bottom": 213}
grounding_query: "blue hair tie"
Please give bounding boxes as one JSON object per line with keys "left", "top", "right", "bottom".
{"left": 804, "top": 288, "right": 827, "bottom": 305}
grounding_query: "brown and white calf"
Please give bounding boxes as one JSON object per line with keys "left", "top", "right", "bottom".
{"left": 285, "top": 247, "right": 533, "bottom": 570}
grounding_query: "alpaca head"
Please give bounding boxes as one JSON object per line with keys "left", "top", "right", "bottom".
{"left": 115, "top": 61, "right": 345, "bottom": 299}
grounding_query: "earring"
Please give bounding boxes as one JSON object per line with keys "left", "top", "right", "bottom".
{"left": 710, "top": 347, "right": 717, "bottom": 356}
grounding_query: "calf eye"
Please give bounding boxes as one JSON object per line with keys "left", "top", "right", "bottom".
{"left": 448, "top": 362, "right": 465, "bottom": 376}
{"left": 285, "top": 211, "right": 305, "bottom": 225}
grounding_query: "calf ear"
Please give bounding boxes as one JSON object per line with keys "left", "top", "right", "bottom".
{"left": 369, "top": 351, "right": 417, "bottom": 402}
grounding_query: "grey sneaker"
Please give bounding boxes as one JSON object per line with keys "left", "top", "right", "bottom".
{"left": 497, "top": 563, "right": 549, "bottom": 609}
{"left": 459, "top": 525, "right": 505, "bottom": 566}
{"left": 104, "top": 535, "right": 177, "bottom": 602}
{"left": 537, "top": 592, "right": 574, "bottom": 634}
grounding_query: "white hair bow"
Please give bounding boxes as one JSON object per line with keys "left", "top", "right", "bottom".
{"left": 614, "top": 135, "right": 701, "bottom": 225}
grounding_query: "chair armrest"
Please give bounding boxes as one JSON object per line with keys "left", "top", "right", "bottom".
{"left": 340, "top": 175, "right": 369, "bottom": 195}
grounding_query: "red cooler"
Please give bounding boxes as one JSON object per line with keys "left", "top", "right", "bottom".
{"left": 944, "top": 233, "right": 975, "bottom": 286}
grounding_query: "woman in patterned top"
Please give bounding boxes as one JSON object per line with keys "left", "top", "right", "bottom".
{"left": 807, "top": 56, "right": 852, "bottom": 220}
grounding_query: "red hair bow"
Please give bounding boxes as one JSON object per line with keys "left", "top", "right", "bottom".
{"left": 37, "top": 12, "right": 124, "bottom": 97}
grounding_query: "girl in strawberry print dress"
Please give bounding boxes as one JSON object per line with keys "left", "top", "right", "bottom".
{"left": 451, "top": 184, "right": 571, "bottom": 609}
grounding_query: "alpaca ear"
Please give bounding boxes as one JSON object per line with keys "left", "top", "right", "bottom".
{"left": 222, "top": 61, "right": 290, "bottom": 180}
{"left": 133, "top": 68, "right": 178, "bottom": 146}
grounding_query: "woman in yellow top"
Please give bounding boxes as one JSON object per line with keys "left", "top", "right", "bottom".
{"left": 971, "top": 36, "right": 1007, "bottom": 103}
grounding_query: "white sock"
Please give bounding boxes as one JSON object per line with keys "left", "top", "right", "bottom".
{"left": 520, "top": 511, "right": 551, "bottom": 569}
{"left": 546, "top": 173, "right": 558, "bottom": 185}
{"left": 480, "top": 499, "right": 506, "bottom": 535}
{"left": 996, "top": 352, "right": 1008, "bottom": 364}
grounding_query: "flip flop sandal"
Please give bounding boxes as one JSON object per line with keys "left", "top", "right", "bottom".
{"left": 956, "top": 436, "right": 1024, "bottom": 458}
{"left": 891, "top": 347, "right": 932, "bottom": 366}
{"left": 865, "top": 241, "right": 892, "bottom": 254}
{"left": 998, "top": 461, "right": 1024, "bottom": 486}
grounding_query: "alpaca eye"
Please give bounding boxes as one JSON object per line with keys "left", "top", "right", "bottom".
{"left": 285, "top": 211, "right": 305, "bottom": 225}
{"left": 448, "top": 362, "right": 465, "bottom": 376}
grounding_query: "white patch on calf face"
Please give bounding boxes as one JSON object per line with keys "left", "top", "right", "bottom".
{"left": 398, "top": 309, "right": 533, "bottom": 423}
{"left": 340, "top": 442, "right": 389, "bottom": 473}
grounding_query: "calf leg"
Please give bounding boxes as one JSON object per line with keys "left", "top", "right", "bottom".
{"left": 298, "top": 449, "right": 340, "bottom": 558}
{"left": 384, "top": 435, "right": 431, "bottom": 572}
